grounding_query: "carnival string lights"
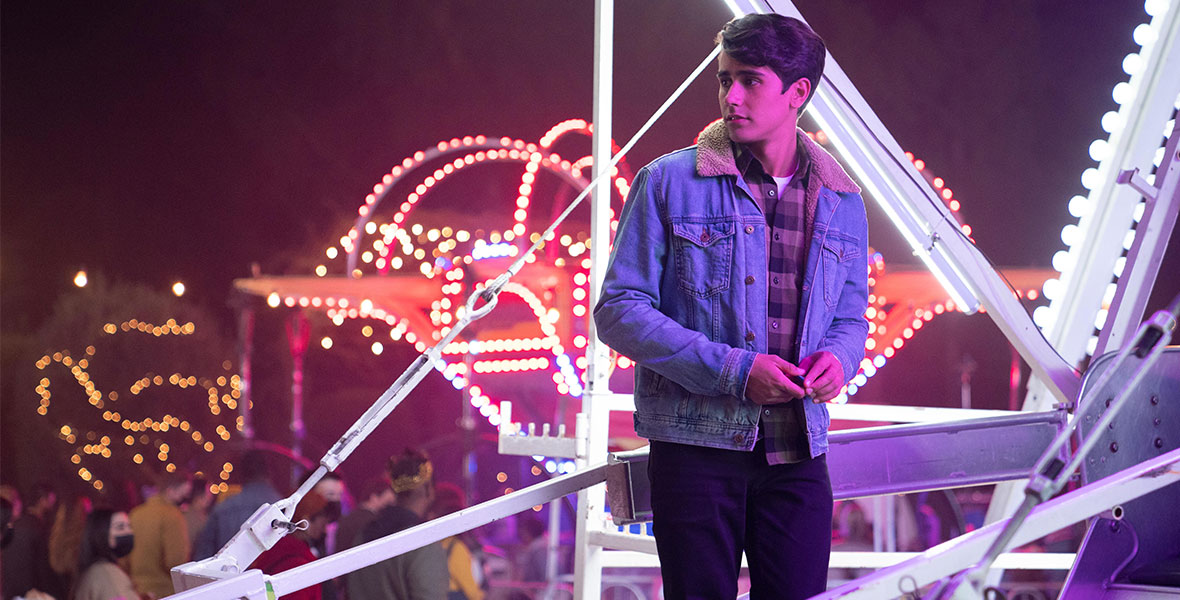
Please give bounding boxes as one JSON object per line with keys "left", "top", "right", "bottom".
{"left": 36, "top": 317, "right": 241, "bottom": 494}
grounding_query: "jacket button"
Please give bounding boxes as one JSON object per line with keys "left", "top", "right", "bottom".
{"left": 700, "top": 232, "right": 710, "bottom": 243}
{"left": 745, "top": 225, "right": 755, "bottom": 234}
{"left": 733, "top": 433, "right": 745, "bottom": 444}
{"left": 745, "top": 275, "right": 755, "bottom": 285}
{"left": 745, "top": 331, "right": 755, "bottom": 342}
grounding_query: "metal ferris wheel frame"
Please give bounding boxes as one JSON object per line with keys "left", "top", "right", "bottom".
{"left": 168, "top": 0, "right": 1179, "bottom": 597}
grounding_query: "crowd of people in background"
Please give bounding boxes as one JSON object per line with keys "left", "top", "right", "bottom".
{"left": 1, "top": 449, "right": 568, "bottom": 600}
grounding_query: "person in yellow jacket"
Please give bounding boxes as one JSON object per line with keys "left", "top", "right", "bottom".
{"left": 127, "top": 471, "right": 192, "bottom": 597}
{"left": 430, "top": 483, "right": 484, "bottom": 600}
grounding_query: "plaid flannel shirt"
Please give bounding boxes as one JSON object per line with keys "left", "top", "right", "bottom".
{"left": 736, "top": 146, "right": 811, "bottom": 465}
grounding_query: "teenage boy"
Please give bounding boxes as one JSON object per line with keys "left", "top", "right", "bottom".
{"left": 595, "top": 13, "right": 869, "bottom": 599}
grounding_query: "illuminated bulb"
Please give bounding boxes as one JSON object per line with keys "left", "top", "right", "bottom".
{"left": 1052, "top": 250, "right": 1074, "bottom": 273}
{"left": 1133, "top": 23, "right": 1157, "bottom": 47}
{"left": 1100, "top": 111, "right": 1122, "bottom": 134}
{"left": 1032, "top": 306, "right": 1052, "bottom": 328}
{"left": 371, "top": 342, "right": 384, "bottom": 355}
{"left": 1094, "top": 308, "right": 1108, "bottom": 330}
{"left": 1122, "top": 53, "right": 1143, "bottom": 76}
{"left": 172, "top": 282, "right": 186, "bottom": 296}
{"left": 321, "top": 336, "right": 333, "bottom": 350}
{"left": 267, "top": 293, "right": 281, "bottom": 308}
{"left": 1102, "top": 282, "right": 1119, "bottom": 306}
{"left": 1042, "top": 278, "right": 1062, "bottom": 301}
{"left": 1088, "top": 139, "right": 1109, "bottom": 162}
{"left": 1144, "top": 0, "right": 1168, "bottom": 16}
{"left": 1067, "top": 195, "right": 1090, "bottom": 218}
{"left": 74, "top": 270, "right": 88, "bottom": 287}
{"left": 1080, "top": 168, "right": 1100, "bottom": 190}
{"left": 1060, "top": 224, "right": 1081, "bottom": 247}
{"left": 1086, "top": 335, "right": 1099, "bottom": 356}
{"left": 1112, "top": 82, "right": 1136, "bottom": 105}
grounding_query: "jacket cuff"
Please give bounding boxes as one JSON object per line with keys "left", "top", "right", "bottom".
{"left": 725, "top": 347, "right": 758, "bottom": 399}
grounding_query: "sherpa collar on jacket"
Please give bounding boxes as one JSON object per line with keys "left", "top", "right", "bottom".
{"left": 695, "top": 120, "right": 860, "bottom": 244}
{"left": 695, "top": 120, "right": 859, "bottom": 193}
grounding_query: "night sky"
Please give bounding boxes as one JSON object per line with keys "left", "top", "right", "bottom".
{"left": 3, "top": 1, "right": 1176, "bottom": 495}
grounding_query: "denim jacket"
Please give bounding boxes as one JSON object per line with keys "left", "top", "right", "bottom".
{"left": 594, "top": 122, "right": 869, "bottom": 457}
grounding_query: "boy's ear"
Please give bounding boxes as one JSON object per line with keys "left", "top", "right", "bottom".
{"left": 787, "top": 77, "right": 811, "bottom": 109}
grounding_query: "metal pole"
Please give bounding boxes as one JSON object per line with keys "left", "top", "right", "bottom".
{"left": 463, "top": 353, "right": 477, "bottom": 504}
{"left": 285, "top": 312, "right": 311, "bottom": 484}
{"left": 1008, "top": 345, "right": 1021, "bottom": 412}
{"left": 959, "top": 354, "right": 975, "bottom": 410}
{"left": 575, "top": 1, "right": 613, "bottom": 597}
{"left": 544, "top": 498, "right": 562, "bottom": 600}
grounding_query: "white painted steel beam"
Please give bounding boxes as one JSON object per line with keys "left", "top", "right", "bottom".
{"left": 1097, "top": 116, "right": 1180, "bottom": 355}
{"left": 986, "top": 3, "right": 1180, "bottom": 572}
{"left": 576, "top": 1, "right": 615, "bottom": 598}
{"left": 828, "top": 403, "right": 1024, "bottom": 424}
{"left": 1048, "top": 3, "right": 1180, "bottom": 365}
{"left": 812, "top": 447, "right": 1180, "bottom": 600}
{"left": 166, "top": 463, "right": 609, "bottom": 600}
{"left": 593, "top": 544, "right": 1076, "bottom": 571}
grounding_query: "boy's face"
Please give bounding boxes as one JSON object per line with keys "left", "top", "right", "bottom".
{"left": 717, "top": 51, "right": 809, "bottom": 148}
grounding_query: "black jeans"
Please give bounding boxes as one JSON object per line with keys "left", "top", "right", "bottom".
{"left": 648, "top": 439, "right": 833, "bottom": 600}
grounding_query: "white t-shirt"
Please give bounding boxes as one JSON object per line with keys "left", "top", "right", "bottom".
{"left": 771, "top": 173, "right": 794, "bottom": 197}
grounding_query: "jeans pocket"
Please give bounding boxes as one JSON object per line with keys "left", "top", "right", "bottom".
{"left": 671, "top": 218, "right": 736, "bottom": 298}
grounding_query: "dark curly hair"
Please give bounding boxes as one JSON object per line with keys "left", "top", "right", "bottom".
{"left": 716, "top": 14, "right": 826, "bottom": 109}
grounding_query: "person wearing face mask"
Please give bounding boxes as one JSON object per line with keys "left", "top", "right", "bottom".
{"left": 248, "top": 490, "right": 341, "bottom": 600}
{"left": 72, "top": 509, "right": 137, "bottom": 600}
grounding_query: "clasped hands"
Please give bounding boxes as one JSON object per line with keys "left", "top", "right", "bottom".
{"left": 746, "top": 350, "right": 842, "bottom": 405}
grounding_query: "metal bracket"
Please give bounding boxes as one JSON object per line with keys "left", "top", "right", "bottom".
{"left": 1117, "top": 167, "right": 1160, "bottom": 201}
{"left": 498, "top": 421, "right": 579, "bottom": 459}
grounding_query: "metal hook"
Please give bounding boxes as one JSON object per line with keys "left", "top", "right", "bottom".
{"left": 270, "top": 518, "right": 309, "bottom": 534}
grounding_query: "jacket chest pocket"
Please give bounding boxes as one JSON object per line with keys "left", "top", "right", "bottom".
{"left": 820, "top": 232, "right": 860, "bottom": 309}
{"left": 671, "top": 219, "right": 736, "bottom": 298}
